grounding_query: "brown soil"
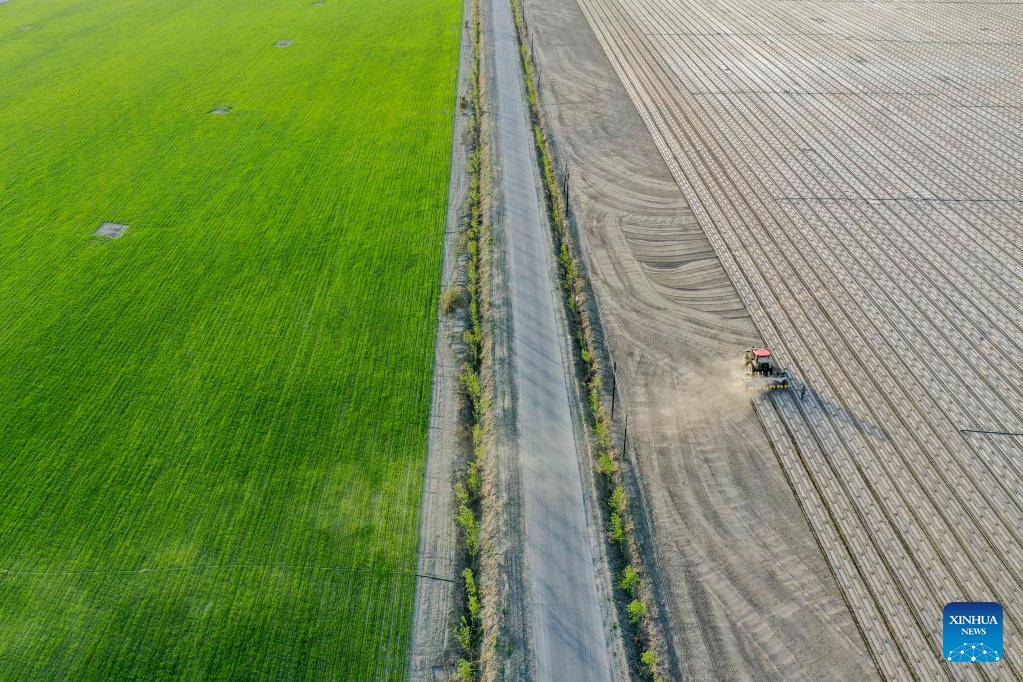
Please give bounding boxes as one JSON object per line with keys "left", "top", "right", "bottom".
{"left": 521, "top": 0, "right": 877, "bottom": 678}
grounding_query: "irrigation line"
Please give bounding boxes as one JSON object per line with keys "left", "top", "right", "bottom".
{"left": 0, "top": 563, "right": 438, "bottom": 580}
{"left": 960, "top": 428, "right": 1023, "bottom": 438}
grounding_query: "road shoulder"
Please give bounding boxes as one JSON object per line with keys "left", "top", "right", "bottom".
{"left": 409, "top": 1, "right": 474, "bottom": 677}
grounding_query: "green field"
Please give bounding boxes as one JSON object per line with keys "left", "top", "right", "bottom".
{"left": 0, "top": 0, "right": 460, "bottom": 677}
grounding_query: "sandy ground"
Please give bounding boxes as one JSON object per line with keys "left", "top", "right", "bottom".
{"left": 486, "top": 0, "right": 620, "bottom": 677}
{"left": 568, "top": 0, "right": 1023, "bottom": 678}
{"left": 95, "top": 222, "right": 128, "bottom": 238}
{"left": 409, "top": 2, "right": 473, "bottom": 677}
{"left": 521, "top": 0, "right": 878, "bottom": 678}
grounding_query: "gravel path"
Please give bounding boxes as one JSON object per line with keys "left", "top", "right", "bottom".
{"left": 571, "top": 0, "right": 1023, "bottom": 677}
{"left": 488, "top": 0, "right": 615, "bottom": 677}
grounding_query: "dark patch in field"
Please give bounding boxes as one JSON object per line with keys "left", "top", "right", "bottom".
{"left": 209, "top": 105, "right": 231, "bottom": 115}
{"left": 95, "top": 222, "right": 128, "bottom": 238}
{"left": 274, "top": 39, "right": 292, "bottom": 47}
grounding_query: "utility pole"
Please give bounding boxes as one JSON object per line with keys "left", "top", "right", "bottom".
{"left": 610, "top": 360, "right": 617, "bottom": 419}
{"left": 622, "top": 413, "right": 629, "bottom": 455}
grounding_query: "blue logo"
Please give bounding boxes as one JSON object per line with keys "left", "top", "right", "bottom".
{"left": 943, "top": 602, "right": 1003, "bottom": 663}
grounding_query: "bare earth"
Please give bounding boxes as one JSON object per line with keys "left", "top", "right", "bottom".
{"left": 522, "top": 0, "right": 876, "bottom": 678}
{"left": 568, "top": 0, "right": 1023, "bottom": 678}
{"left": 410, "top": 1, "right": 473, "bottom": 676}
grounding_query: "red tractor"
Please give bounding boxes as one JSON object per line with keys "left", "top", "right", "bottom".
{"left": 743, "top": 347, "right": 790, "bottom": 391}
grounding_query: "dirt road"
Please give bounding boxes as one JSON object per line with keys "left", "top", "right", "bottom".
{"left": 569, "top": 0, "right": 1023, "bottom": 677}
{"left": 409, "top": 1, "right": 472, "bottom": 677}
{"left": 487, "top": 0, "right": 617, "bottom": 677}
{"left": 521, "top": 0, "right": 878, "bottom": 678}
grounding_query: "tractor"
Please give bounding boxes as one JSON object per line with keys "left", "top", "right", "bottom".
{"left": 743, "top": 347, "right": 790, "bottom": 392}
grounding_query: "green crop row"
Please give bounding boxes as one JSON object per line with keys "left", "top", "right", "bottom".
{"left": 0, "top": 0, "right": 461, "bottom": 677}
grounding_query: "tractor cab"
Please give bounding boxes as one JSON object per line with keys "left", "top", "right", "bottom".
{"left": 745, "top": 347, "right": 776, "bottom": 374}
{"left": 743, "top": 347, "right": 790, "bottom": 391}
